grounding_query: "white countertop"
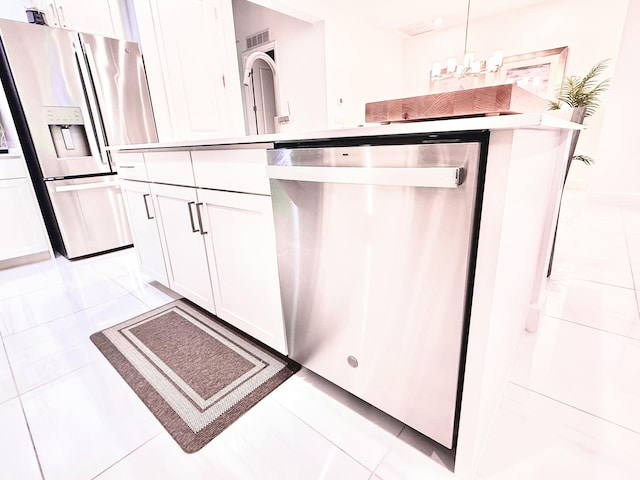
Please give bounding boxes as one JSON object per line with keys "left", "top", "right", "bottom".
{"left": 109, "top": 113, "right": 582, "bottom": 152}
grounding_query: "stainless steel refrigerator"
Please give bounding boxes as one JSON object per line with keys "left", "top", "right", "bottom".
{"left": 0, "top": 19, "right": 157, "bottom": 259}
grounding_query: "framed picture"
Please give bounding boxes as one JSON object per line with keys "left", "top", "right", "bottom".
{"left": 499, "top": 46, "right": 569, "bottom": 100}
{"left": 428, "top": 46, "right": 568, "bottom": 98}
{"left": 429, "top": 72, "right": 483, "bottom": 94}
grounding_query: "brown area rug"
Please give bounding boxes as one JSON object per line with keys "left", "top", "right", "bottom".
{"left": 90, "top": 299, "right": 297, "bottom": 453}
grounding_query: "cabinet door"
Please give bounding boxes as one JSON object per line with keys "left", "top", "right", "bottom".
{"left": 151, "top": 183, "right": 216, "bottom": 312}
{"left": 39, "top": 1, "right": 61, "bottom": 27}
{"left": 144, "top": 151, "right": 194, "bottom": 186}
{"left": 145, "top": 0, "right": 244, "bottom": 140}
{"left": 0, "top": 178, "right": 50, "bottom": 261}
{"left": 112, "top": 152, "right": 148, "bottom": 181}
{"left": 197, "top": 188, "right": 286, "bottom": 354}
{"left": 120, "top": 180, "right": 168, "bottom": 285}
{"left": 37, "top": 0, "right": 117, "bottom": 37}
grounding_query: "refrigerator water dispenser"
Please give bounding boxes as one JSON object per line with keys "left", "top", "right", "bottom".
{"left": 46, "top": 106, "right": 91, "bottom": 158}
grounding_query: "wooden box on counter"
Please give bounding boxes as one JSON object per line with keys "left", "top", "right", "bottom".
{"left": 365, "top": 84, "right": 549, "bottom": 124}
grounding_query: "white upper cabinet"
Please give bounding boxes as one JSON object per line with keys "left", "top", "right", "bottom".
{"left": 132, "top": 0, "right": 244, "bottom": 141}
{"left": 33, "top": 0, "right": 127, "bottom": 38}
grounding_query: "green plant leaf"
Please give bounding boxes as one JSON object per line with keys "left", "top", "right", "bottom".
{"left": 572, "top": 154, "right": 594, "bottom": 165}
{"left": 551, "top": 59, "right": 611, "bottom": 117}
{"left": 548, "top": 99, "right": 562, "bottom": 110}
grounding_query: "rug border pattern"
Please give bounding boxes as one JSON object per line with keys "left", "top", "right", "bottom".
{"left": 90, "top": 299, "right": 297, "bottom": 453}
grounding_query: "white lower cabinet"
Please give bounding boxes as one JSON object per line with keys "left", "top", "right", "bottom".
{"left": 151, "top": 182, "right": 217, "bottom": 313}
{"left": 120, "top": 180, "right": 168, "bottom": 285}
{"left": 117, "top": 148, "right": 287, "bottom": 354}
{"left": 197, "top": 188, "right": 286, "bottom": 354}
{"left": 0, "top": 177, "right": 50, "bottom": 261}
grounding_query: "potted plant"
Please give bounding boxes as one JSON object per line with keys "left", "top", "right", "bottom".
{"left": 548, "top": 59, "right": 611, "bottom": 165}
{"left": 546, "top": 59, "right": 611, "bottom": 276}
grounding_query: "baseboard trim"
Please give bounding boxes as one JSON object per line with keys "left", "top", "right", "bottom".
{"left": 0, "top": 251, "right": 52, "bottom": 271}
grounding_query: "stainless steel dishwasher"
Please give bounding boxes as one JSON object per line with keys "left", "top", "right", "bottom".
{"left": 266, "top": 134, "right": 486, "bottom": 449}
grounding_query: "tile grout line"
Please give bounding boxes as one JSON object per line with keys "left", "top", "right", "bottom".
{"left": 269, "top": 395, "right": 377, "bottom": 475}
{"left": 546, "top": 314, "right": 640, "bottom": 343}
{"left": 1, "top": 288, "right": 139, "bottom": 339}
{"left": 1, "top": 335, "right": 46, "bottom": 480}
{"left": 368, "top": 425, "right": 407, "bottom": 480}
{"left": 128, "top": 286, "right": 176, "bottom": 310}
{"left": 508, "top": 380, "right": 640, "bottom": 437}
{"left": 88, "top": 431, "right": 164, "bottom": 480}
{"left": 620, "top": 204, "right": 640, "bottom": 317}
{"left": 15, "top": 356, "right": 107, "bottom": 397}
{"left": 550, "top": 276, "right": 637, "bottom": 292}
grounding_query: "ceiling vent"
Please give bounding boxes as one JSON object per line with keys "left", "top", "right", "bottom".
{"left": 397, "top": 21, "right": 433, "bottom": 37}
{"left": 246, "top": 29, "right": 270, "bottom": 50}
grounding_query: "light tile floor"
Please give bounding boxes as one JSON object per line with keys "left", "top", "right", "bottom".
{"left": 0, "top": 190, "right": 638, "bottom": 479}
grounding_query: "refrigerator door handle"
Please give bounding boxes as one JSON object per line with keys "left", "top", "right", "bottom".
{"left": 54, "top": 182, "right": 121, "bottom": 193}
{"left": 82, "top": 42, "right": 110, "bottom": 165}
{"left": 74, "top": 42, "right": 110, "bottom": 167}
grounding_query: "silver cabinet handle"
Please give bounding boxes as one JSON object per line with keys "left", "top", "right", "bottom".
{"left": 187, "top": 201, "right": 199, "bottom": 233}
{"left": 142, "top": 193, "right": 154, "bottom": 220}
{"left": 266, "top": 166, "right": 463, "bottom": 188}
{"left": 195, "top": 202, "right": 207, "bottom": 235}
{"left": 48, "top": 3, "right": 59, "bottom": 26}
{"left": 58, "top": 5, "right": 66, "bottom": 27}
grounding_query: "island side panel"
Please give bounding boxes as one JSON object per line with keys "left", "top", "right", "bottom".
{"left": 454, "top": 127, "right": 572, "bottom": 479}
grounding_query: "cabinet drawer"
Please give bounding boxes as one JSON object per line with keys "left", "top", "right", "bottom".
{"left": 145, "top": 151, "right": 195, "bottom": 186}
{"left": 191, "top": 148, "right": 270, "bottom": 195}
{"left": 0, "top": 154, "right": 27, "bottom": 179}
{"left": 112, "top": 152, "right": 148, "bottom": 181}
{"left": 0, "top": 177, "right": 50, "bottom": 261}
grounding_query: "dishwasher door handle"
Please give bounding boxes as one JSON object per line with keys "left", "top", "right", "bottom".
{"left": 266, "top": 166, "right": 463, "bottom": 188}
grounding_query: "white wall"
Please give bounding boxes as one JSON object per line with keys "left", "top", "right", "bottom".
{"left": 590, "top": 0, "right": 639, "bottom": 199}
{"left": 0, "top": 1, "right": 30, "bottom": 22}
{"left": 232, "top": 0, "right": 327, "bottom": 132}
{"left": 238, "top": 0, "right": 404, "bottom": 130}
{"left": 323, "top": 17, "right": 403, "bottom": 128}
{"left": 403, "top": 0, "right": 628, "bottom": 187}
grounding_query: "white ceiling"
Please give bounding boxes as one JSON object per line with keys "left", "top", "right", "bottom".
{"left": 317, "top": 0, "right": 554, "bottom": 36}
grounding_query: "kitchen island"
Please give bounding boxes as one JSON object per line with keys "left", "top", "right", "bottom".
{"left": 109, "top": 113, "right": 579, "bottom": 479}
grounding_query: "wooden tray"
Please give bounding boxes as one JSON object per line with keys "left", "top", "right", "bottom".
{"left": 365, "top": 84, "right": 548, "bottom": 124}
